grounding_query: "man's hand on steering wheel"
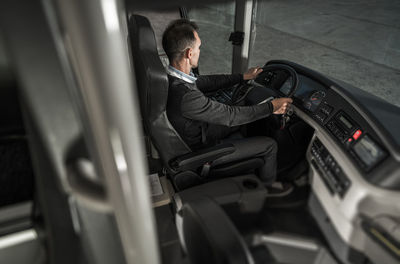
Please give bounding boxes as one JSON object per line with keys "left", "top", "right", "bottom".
{"left": 271, "top": 98, "right": 293, "bottom": 114}
{"left": 243, "top": 66, "right": 263, "bottom": 80}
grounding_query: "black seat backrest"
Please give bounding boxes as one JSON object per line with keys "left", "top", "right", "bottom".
{"left": 128, "top": 14, "right": 190, "bottom": 168}
{"left": 181, "top": 197, "right": 254, "bottom": 264}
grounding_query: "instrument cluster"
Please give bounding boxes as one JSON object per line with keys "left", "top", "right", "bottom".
{"left": 280, "top": 75, "right": 327, "bottom": 113}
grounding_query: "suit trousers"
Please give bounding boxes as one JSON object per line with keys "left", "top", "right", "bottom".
{"left": 211, "top": 136, "right": 278, "bottom": 185}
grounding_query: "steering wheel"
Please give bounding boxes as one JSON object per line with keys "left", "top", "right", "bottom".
{"left": 231, "top": 63, "right": 299, "bottom": 128}
{"left": 257, "top": 64, "right": 299, "bottom": 97}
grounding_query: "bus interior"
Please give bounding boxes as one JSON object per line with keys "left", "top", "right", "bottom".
{"left": 0, "top": 0, "right": 399, "bottom": 264}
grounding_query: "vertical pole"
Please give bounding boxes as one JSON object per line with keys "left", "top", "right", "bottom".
{"left": 232, "top": 0, "right": 254, "bottom": 74}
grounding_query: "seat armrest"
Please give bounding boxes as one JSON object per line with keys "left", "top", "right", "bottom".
{"left": 170, "top": 143, "right": 235, "bottom": 171}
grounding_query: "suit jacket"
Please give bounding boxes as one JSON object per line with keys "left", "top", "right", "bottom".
{"left": 166, "top": 73, "right": 273, "bottom": 150}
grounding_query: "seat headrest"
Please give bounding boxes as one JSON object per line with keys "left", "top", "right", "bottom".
{"left": 130, "top": 15, "right": 158, "bottom": 53}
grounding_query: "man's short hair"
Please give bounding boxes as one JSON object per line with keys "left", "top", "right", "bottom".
{"left": 162, "top": 19, "right": 199, "bottom": 63}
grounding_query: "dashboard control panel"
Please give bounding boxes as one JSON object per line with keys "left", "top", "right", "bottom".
{"left": 326, "top": 111, "right": 358, "bottom": 144}
{"left": 311, "top": 138, "right": 351, "bottom": 197}
{"left": 314, "top": 102, "right": 333, "bottom": 123}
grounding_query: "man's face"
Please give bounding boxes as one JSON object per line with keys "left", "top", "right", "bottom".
{"left": 189, "top": 31, "right": 201, "bottom": 68}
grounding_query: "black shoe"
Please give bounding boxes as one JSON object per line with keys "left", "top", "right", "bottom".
{"left": 265, "top": 182, "right": 293, "bottom": 197}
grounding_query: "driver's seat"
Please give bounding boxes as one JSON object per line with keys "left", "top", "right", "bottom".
{"left": 128, "top": 14, "right": 267, "bottom": 189}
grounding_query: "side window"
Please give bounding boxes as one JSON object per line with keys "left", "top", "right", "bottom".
{"left": 188, "top": 2, "right": 236, "bottom": 74}
{"left": 249, "top": 0, "right": 400, "bottom": 107}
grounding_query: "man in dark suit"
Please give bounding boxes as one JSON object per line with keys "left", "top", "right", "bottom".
{"left": 162, "top": 19, "right": 292, "bottom": 189}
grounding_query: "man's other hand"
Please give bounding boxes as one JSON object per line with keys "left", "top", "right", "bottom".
{"left": 271, "top": 98, "right": 293, "bottom": 114}
{"left": 243, "top": 67, "right": 263, "bottom": 80}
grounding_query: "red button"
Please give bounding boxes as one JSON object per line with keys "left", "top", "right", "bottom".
{"left": 348, "top": 138, "right": 353, "bottom": 142}
{"left": 353, "top": 130, "right": 362, "bottom": 140}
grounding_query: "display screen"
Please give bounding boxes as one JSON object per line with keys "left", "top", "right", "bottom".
{"left": 353, "top": 135, "right": 385, "bottom": 169}
{"left": 339, "top": 115, "right": 353, "bottom": 129}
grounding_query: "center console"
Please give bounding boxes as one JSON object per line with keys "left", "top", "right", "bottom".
{"left": 310, "top": 138, "right": 350, "bottom": 198}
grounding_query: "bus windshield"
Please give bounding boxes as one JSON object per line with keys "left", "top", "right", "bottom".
{"left": 249, "top": 0, "right": 400, "bottom": 108}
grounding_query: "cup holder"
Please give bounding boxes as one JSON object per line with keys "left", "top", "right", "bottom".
{"left": 242, "top": 179, "right": 259, "bottom": 190}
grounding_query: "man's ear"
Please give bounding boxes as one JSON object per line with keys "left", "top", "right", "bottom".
{"left": 185, "top": 48, "right": 192, "bottom": 59}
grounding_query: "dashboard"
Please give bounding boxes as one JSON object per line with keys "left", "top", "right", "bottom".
{"left": 207, "top": 60, "right": 400, "bottom": 263}
{"left": 257, "top": 61, "right": 400, "bottom": 264}
{"left": 206, "top": 60, "right": 400, "bottom": 263}
{"left": 276, "top": 68, "right": 392, "bottom": 180}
